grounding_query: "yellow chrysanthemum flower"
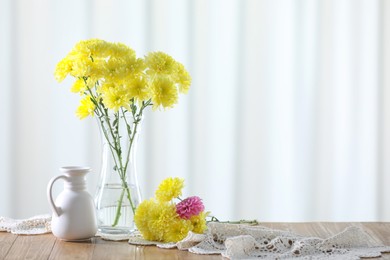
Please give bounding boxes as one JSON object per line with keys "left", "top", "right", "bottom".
{"left": 127, "top": 77, "right": 151, "bottom": 102}
{"left": 110, "top": 42, "right": 136, "bottom": 59}
{"left": 103, "top": 57, "right": 128, "bottom": 80}
{"left": 190, "top": 211, "right": 208, "bottom": 234}
{"left": 56, "top": 39, "right": 192, "bottom": 122}
{"left": 120, "top": 57, "right": 145, "bottom": 79}
{"left": 69, "top": 58, "right": 95, "bottom": 78}
{"left": 145, "top": 51, "right": 178, "bottom": 75}
{"left": 134, "top": 199, "right": 158, "bottom": 241}
{"left": 155, "top": 177, "right": 184, "bottom": 202}
{"left": 54, "top": 57, "right": 73, "bottom": 82}
{"left": 71, "top": 78, "right": 86, "bottom": 93}
{"left": 88, "top": 39, "right": 112, "bottom": 57}
{"left": 88, "top": 60, "right": 108, "bottom": 81}
{"left": 134, "top": 177, "right": 208, "bottom": 243}
{"left": 148, "top": 202, "right": 178, "bottom": 242}
{"left": 76, "top": 96, "right": 95, "bottom": 119}
{"left": 71, "top": 77, "right": 97, "bottom": 94}
{"left": 176, "top": 63, "right": 191, "bottom": 94}
{"left": 164, "top": 217, "right": 192, "bottom": 243}
{"left": 100, "top": 82, "right": 131, "bottom": 112}
{"left": 102, "top": 56, "right": 143, "bottom": 82}
{"left": 73, "top": 38, "right": 111, "bottom": 59}
{"left": 150, "top": 76, "right": 179, "bottom": 109}
{"left": 65, "top": 40, "right": 112, "bottom": 81}
{"left": 135, "top": 199, "right": 187, "bottom": 242}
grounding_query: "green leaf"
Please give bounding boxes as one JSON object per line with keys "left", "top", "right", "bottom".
{"left": 131, "top": 103, "right": 137, "bottom": 115}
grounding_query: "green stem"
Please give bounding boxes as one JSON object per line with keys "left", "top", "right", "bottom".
{"left": 207, "top": 217, "right": 259, "bottom": 225}
{"left": 122, "top": 100, "right": 151, "bottom": 180}
{"left": 101, "top": 110, "right": 125, "bottom": 178}
{"left": 86, "top": 84, "right": 124, "bottom": 176}
{"left": 99, "top": 114, "right": 122, "bottom": 177}
{"left": 102, "top": 112, "right": 131, "bottom": 227}
{"left": 85, "top": 80, "right": 151, "bottom": 227}
{"left": 123, "top": 179, "right": 136, "bottom": 214}
{"left": 121, "top": 108, "right": 133, "bottom": 175}
{"left": 84, "top": 79, "right": 131, "bottom": 227}
{"left": 112, "top": 187, "right": 126, "bottom": 227}
{"left": 123, "top": 118, "right": 139, "bottom": 174}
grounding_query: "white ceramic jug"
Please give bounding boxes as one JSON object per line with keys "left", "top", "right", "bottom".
{"left": 47, "top": 166, "right": 97, "bottom": 240}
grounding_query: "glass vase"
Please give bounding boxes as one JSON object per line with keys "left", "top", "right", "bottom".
{"left": 94, "top": 114, "right": 142, "bottom": 235}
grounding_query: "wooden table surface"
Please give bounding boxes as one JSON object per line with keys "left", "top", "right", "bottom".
{"left": 1, "top": 222, "right": 390, "bottom": 259}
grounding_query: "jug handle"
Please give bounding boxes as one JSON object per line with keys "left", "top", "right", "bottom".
{"left": 47, "top": 175, "right": 67, "bottom": 217}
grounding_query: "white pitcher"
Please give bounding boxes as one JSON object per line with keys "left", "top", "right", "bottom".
{"left": 47, "top": 166, "right": 97, "bottom": 240}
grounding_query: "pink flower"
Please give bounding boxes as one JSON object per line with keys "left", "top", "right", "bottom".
{"left": 176, "top": 196, "right": 205, "bottom": 219}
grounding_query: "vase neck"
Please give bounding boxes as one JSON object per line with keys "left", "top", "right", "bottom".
{"left": 60, "top": 166, "right": 90, "bottom": 191}
{"left": 63, "top": 176, "right": 87, "bottom": 191}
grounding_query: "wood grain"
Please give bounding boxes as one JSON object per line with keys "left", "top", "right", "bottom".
{"left": 0, "top": 232, "right": 17, "bottom": 259}
{"left": 91, "top": 237, "right": 138, "bottom": 260}
{"left": 0, "top": 223, "right": 389, "bottom": 259}
{"left": 4, "top": 234, "right": 56, "bottom": 260}
{"left": 49, "top": 238, "right": 95, "bottom": 260}
{"left": 91, "top": 238, "right": 221, "bottom": 260}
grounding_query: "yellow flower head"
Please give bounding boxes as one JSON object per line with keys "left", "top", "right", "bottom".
{"left": 134, "top": 199, "right": 189, "bottom": 242}
{"left": 76, "top": 96, "right": 95, "bottom": 119}
{"left": 134, "top": 177, "right": 208, "bottom": 243}
{"left": 190, "top": 211, "right": 208, "bottom": 234}
{"left": 69, "top": 57, "right": 95, "bottom": 78}
{"left": 150, "top": 76, "right": 178, "bottom": 110}
{"left": 54, "top": 57, "right": 73, "bottom": 82}
{"left": 127, "top": 77, "right": 151, "bottom": 102}
{"left": 155, "top": 177, "right": 184, "bottom": 202}
{"left": 110, "top": 42, "right": 136, "bottom": 59}
{"left": 123, "top": 57, "right": 145, "bottom": 77}
{"left": 73, "top": 38, "right": 111, "bottom": 59}
{"left": 102, "top": 56, "right": 143, "bottom": 83}
{"left": 103, "top": 57, "right": 129, "bottom": 80}
{"left": 176, "top": 63, "right": 191, "bottom": 94}
{"left": 134, "top": 199, "right": 159, "bottom": 241}
{"left": 55, "top": 39, "right": 192, "bottom": 117}
{"left": 164, "top": 217, "right": 192, "bottom": 243}
{"left": 71, "top": 78, "right": 91, "bottom": 94}
{"left": 145, "top": 51, "right": 178, "bottom": 75}
{"left": 100, "top": 82, "right": 131, "bottom": 112}
{"left": 148, "top": 201, "right": 178, "bottom": 241}
{"left": 64, "top": 39, "right": 112, "bottom": 81}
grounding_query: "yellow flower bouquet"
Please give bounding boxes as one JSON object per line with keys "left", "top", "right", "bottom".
{"left": 133, "top": 177, "right": 257, "bottom": 243}
{"left": 55, "top": 39, "right": 191, "bottom": 234}
{"left": 135, "top": 177, "right": 208, "bottom": 242}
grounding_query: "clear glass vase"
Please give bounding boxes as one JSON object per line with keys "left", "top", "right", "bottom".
{"left": 94, "top": 114, "right": 142, "bottom": 235}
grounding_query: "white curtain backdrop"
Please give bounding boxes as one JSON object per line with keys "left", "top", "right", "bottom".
{"left": 1, "top": 0, "right": 390, "bottom": 221}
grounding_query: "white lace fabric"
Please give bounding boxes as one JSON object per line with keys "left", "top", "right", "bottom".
{"left": 128, "top": 222, "right": 390, "bottom": 259}
{"left": 1, "top": 215, "right": 390, "bottom": 259}
{"left": 0, "top": 215, "right": 51, "bottom": 235}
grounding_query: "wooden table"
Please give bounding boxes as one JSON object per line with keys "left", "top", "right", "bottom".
{"left": 1, "top": 223, "right": 390, "bottom": 259}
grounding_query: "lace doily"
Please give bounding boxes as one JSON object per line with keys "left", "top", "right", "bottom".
{"left": 2, "top": 215, "right": 390, "bottom": 259}
{"left": 127, "top": 230, "right": 206, "bottom": 250}
{"left": 128, "top": 222, "right": 390, "bottom": 259}
{"left": 0, "top": 215, "right": 51, "bottom": 235}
